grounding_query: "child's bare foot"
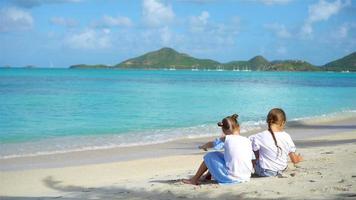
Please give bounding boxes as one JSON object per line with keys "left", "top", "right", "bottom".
{"left": 201, "top": 173, "right": 212, "bottom": 181}
{"left": 182, "top": 178, "right": 199, "bottom": 185}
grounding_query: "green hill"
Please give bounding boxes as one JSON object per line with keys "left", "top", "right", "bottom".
{"left": 224, "top": 56, "right": 318, "bottom": 71}
{"left": 248, "top": 56, "right": 270, "bottom": 70}
{"left": 224, "top": 56, "right": 269, "bottom": 70}
{"left": 323, "top": 52, "right": 356, "bottom": 71}
{"left": 268, "top": 60, "right": 320, "bottom": 71}
{"left": 116, "top": 47, "right": 220, "bottom": 69}
{"left": 223, "top": 60, "right": 249, "bottom": 70}
{"left": 68, "top": 47, "right": 355, "bottom": 72}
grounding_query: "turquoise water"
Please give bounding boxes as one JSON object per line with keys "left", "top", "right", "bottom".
{"left": 1, "top": 68, "right": 356, "bottom": 158}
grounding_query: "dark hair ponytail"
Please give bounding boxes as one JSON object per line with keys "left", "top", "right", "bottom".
{"left": 267, "top": 108, "right": 286, "bottom": 157}
{"left": 217, "top": 114, "right": 239, "bottom": 133}
{"left": 268, "top": 122, "right": 282, "bottom": 157}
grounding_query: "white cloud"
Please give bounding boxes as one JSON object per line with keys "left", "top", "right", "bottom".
{"left": 142, "top": 0, "right": 175, "bottom": 27}
{"left": 50, "top": 17, "right": 78, "bottom": 28}
{"left": 176, "top": 0, "right": 216, "bottom": 3}
{"left": 204, "top": 0, "right": 292, "bottom": 6}
{"left": 139, "top": 26, "right": 177, "bottom": 47}
{"left": 301, "top": 23, "right": 313, "bottom": 36}
{"left": 276, "top": 46, "right": 287, "bottom": 55}
{"left": 65, "top": 29, "right": 111, "bottom": 50}
{"left": 332, "top": 22, "right": 356, "bottom": 39}
{"left": 301, "top": 0, "right": 351, "bottom": 36}
{"left": 182, "top": 12, "right": 240, "bottom": 53}
{"left": 160, "top": 26, "right": 172, "bottom": 45}
{"left": 189, "top": 11, "right": 239, "bottom": 36}
{"left": 0, "top": 7, "right": 34, "bottom": 32}
{"left": 264, "top": 23, "right": 291, "bottom": 38}
{"left": 308, "top": 0, "right": 350, "bottom": 22}
{"left": 258, "top": 0, "right": 293, "bottom": 5}
{"left": 189, "top": 11, "right": 210, "bottom": 32}
{"left": 336, "top": 24, "right": 348, "bottom": 38}
{"left": 92, "top": 15, "right": 133, "bottom": 28}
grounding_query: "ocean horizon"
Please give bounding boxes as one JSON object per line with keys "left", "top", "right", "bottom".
{"left": 1, "top": 68, "right": 356, "bottom": 159}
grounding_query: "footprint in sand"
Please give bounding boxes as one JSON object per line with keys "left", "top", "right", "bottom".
{"left": 321, "top": 151, "right": 334, "bottom": 155}
{"left": 310, "top": 189, "right": 317, "bottom": 193}
{"left": 333, "top": 186, "right": 349, "bottom": 191}
{"left": 260, "top": 190, "right": 282, "bottom": 196}
{"left": 344, "top": 194, "right": 356, "bottom": 198}
{"left": 277, "top": 174, "right": 288, "bottom": 178}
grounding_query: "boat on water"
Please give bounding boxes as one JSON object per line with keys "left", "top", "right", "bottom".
{"left": 216, "top": 65, "right": 224, "bottom": 71}
{"left": 242, "top": 66, "right": 251, "bottom": 72}
{"left": 191, "top": 65, "right": 199, "bottom": 71}
{"left": 233, "top": 67, "right": 240, "bottom": 71}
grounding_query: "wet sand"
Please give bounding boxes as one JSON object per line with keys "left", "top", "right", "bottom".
{"left": 1, "top": 114, "right": 356, "bottom": 199}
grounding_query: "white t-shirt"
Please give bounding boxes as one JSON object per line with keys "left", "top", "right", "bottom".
{"left": 224, "top": 135, "right": 254, "bottom": 181}
{"left": 249, "top": 130, "right": 296, "bottom": 172}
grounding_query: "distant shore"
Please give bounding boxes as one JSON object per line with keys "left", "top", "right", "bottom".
{"left": 2, "top": 48, "right": 355, "bottom": 72}
{"left": 2, "top": 67, "right": 356, "bottom": 73}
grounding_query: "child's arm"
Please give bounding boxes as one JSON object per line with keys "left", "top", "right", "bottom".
{"left": 252, "top": 150, "right": 259, "bottom": 167}
{"left": 289, "top": 152, "right": 303, "bottom": 164}
{"left": 198, "top": 136, "right": 226, "bottom": 151}
{"left": 198, "top": 141, "right": 214, "bottom": 151}
{"left": 253, "top": 150, "right": 259, "bottom": 160}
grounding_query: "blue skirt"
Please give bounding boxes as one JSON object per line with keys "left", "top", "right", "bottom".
{"left": 203, "top": 151, "right": 241, "bottom": 185}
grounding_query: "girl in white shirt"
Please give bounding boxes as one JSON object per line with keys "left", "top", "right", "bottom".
{"left": 183, "top": 114, "right": 254, "bottom": 185}
{"left": 249, "top": 108, "right": 303, "bottom": 177}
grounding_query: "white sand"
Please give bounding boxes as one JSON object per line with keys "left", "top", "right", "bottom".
{"left": 1, "top": 116, "right": 356, "bottom": 199}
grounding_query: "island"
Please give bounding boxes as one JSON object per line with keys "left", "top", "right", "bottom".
{"left": 322, "top": 52, "right": 356, "bottom": 72}
{"left": 69, "top": 47, "right": 356, "bottom": 72}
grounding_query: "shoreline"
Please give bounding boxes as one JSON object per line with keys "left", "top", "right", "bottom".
{"left": 2, "top": 67, "right": 356, "bottom": 73}
{"left": 1, "top": 112, "right": 356, "bottom": 171}
{"left": 1, "top": 115, "right": 356, "bottom": 199}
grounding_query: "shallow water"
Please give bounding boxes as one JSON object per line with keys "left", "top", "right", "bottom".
{"left": 1, "top": 68, "right": 356, "bottom": 158}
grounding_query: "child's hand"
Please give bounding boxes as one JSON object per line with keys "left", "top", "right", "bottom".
{"left": 297, "top": 153, "right": 303, "bottom": 162}
{"left": 289, "top": 152, "right": 303, "bottom": 164}
{"left": 198, "top": 145, "right": 208, "bottom": 151}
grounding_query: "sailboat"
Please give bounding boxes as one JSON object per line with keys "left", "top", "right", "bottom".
{"left": 216, "top": 65, "right": 224, "bottom": 71}
{"left": 233, "top": 67, "right": 240, "bottom": 71}
{"left": 242, "top": 66, "right": 251, "bottom": 72}
{"left": 191, "top": 65, "right": 199, "bottom": 71}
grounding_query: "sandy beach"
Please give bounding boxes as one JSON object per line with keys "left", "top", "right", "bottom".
{"left": 1, "top": 114, "right": 356, "bottom": 200}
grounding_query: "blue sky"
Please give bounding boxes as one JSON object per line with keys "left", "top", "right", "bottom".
{"left": 0, "top": 0, "right": 355, "bottom": 67}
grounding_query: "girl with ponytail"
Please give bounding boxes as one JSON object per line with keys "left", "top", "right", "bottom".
{"left": 249, "top": 108, "right": 303, "bottom": 177}
{"left": 183, "top": 114, "right": 254, "bottom": 185}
